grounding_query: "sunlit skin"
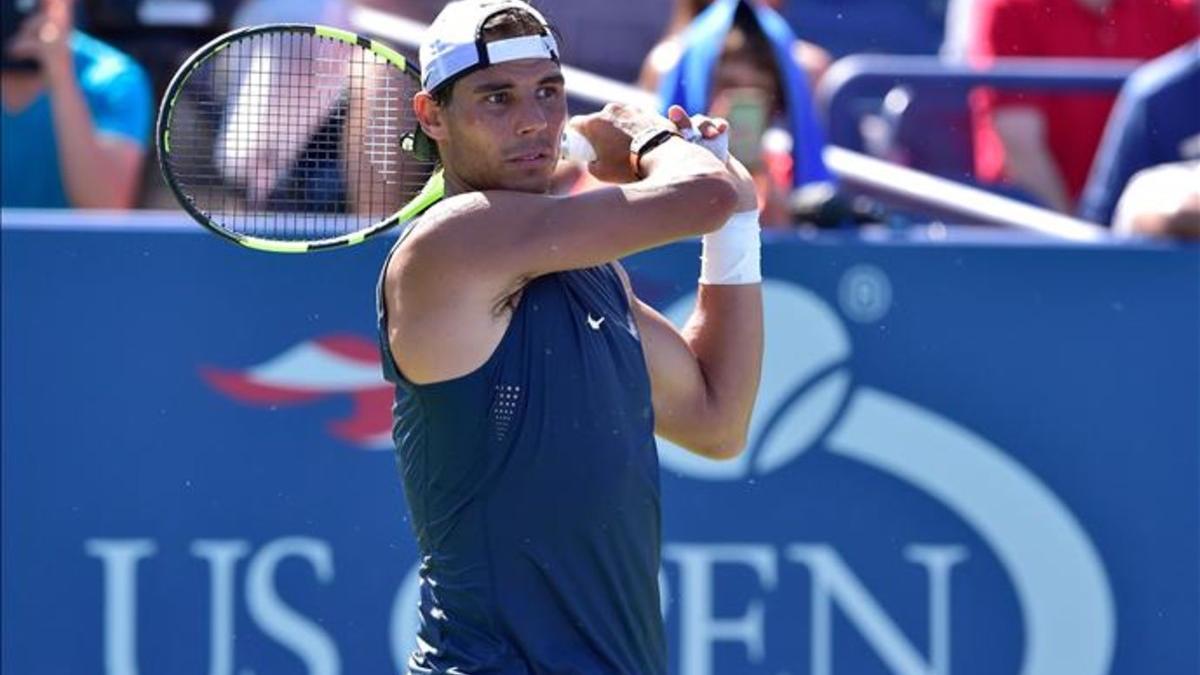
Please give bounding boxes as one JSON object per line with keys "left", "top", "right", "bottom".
{"left": 414, "top": 59, "right": 568, "bottom": 197}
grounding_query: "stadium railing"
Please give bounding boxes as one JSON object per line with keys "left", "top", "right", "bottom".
{"left": 809, "top": 55, "right": 1139, "bottom": 236}
{"left": 817, "top": 55, "right": 1138, "bottom": 156}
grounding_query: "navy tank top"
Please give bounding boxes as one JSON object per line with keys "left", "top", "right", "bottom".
{"left": 377, "top": 242, "right": 666, "bottom": 674}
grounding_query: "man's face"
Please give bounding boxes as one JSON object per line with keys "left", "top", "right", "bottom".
{"left": 438, "top": 58, "right": 567, "bottom": 193}
{"left": 711, "top": 56, "right": 780, "bottom": 118}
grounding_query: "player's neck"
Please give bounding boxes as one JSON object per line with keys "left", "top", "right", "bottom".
{"left": 440, "top": 165, "right": 474, "bottom": 199}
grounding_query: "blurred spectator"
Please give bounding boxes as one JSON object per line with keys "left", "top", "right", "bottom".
{"left": 940, "top": 0, "right": 978, "bottom": 62}
{"left": 1, "top": 0, "right": 150, "bottom": 208}
{"left": 1079, "top": 40, "right": 1199, "bottom": 226}
{"left": 1111, "top": 160, "right": 1199, "bottom": 239}
{"left": 655, "top": 0, "right": 835, "bottom": 227}
{"left": 639, "top": 0, "right": 831, "bottom": 93}
{"left": 968, "top": 0, "right": 1199, "bottom": 213}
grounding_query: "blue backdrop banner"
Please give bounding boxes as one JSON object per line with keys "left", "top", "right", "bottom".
{"left": 3, "top": 212, "right": 1198, "bottom": 675}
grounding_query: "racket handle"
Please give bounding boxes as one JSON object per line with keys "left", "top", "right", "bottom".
{"left": 561, "top": 127, "right": 597, "bottom": 163}
{"left": 560, "top": 127, "right": 730, "bottom": 164}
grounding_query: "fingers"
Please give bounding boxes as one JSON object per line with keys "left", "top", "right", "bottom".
{"left": 566, "top": 113, "right": 589, "bottom": 133}
{"left": 667, "top": 105, "right": 691, "bottom": 131}
{"left": 668, "top": 108, "right": 731, "bottom": 147}
{"left": 696, "top": 117, "right": 729, "bottom": 139}
{"left": 5, "top": 15, "right": 44, "bottom": 58}
{"left": 6, "top": 9, "right": 69, "bottom": 62}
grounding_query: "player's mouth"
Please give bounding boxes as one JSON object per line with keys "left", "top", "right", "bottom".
{"left": 505, "top": 147, "right": 555, "bottom": 167}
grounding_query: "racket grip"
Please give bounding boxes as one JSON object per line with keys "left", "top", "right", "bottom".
{"left": 560, "top": 127, "right": 730, "bottom": 164}
{"left": 561, "top": 128, "right": 597, "bottom": 163}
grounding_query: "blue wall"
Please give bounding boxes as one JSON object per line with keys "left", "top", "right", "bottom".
{"left": 3, "top": 213, "right": 1198, "bottom": 675}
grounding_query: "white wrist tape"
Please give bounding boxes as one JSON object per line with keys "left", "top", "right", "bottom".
{"left": 699, "top": 209, "right": 761, "bottom": 284}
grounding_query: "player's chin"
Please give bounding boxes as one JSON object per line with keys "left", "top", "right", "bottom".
{"left": 499, "top": 162, "right": 557, "bottom": 193}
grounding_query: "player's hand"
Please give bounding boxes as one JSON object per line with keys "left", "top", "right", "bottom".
{"left": 569, "top": 103, "right": 673, "bottom": 184}
{"left": 6, "top": 0, "right": 75, "bottom": 82}
{"left": 669, "top": 107, "right": 758, "bottom": 213}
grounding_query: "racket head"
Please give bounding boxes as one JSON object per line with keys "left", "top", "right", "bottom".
{"left": 157, "top": 24, "right": 441, "bottom": 253}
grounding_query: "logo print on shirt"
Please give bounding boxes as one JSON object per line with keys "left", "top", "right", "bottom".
{"left": 586, "top": 313, "right": 606, "bottom": 331}
{"left": 491, "top": 384, "right": 520, "bottom": 442}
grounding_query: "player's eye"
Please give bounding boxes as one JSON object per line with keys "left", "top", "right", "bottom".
{"left": 537, "top": 86, "right": 561, "bottom": 100}
{"left": 485, "top": 92, "right": 509, "bottom": 105}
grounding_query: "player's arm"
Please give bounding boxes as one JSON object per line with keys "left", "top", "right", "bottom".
{"left": 623, "top": 276, "right": 763, "bottom": 460}
{"left": 400, "top": 105, "right": 737, "bottom": 285}
{"left": 386, "top": 105, "right": 738, "bottom": 384}
{"left": 617, "top": 126, "right": 764, "bottom": 460}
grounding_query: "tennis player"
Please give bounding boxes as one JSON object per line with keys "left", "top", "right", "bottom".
{"left": 377, "top": 1, "right": 763, "bottom": 672}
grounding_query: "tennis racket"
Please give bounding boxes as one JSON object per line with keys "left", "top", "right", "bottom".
{"left": 156, "top": 23, "right": 721, "bottom": 253}
{"left": 157, "top": 23, "right": 444, "bottom": 253}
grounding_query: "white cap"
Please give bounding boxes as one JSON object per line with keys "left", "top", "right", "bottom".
{"left": 420, "top": 0, "right": 560, "bottom": 93}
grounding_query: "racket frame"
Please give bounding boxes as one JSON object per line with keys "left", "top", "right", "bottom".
{"left": 156, "top": 23, "right": 443, "bottom": 253}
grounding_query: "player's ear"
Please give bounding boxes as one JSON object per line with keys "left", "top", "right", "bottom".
{"left": 414, "top": 91, "right": 449, "bottom": 142}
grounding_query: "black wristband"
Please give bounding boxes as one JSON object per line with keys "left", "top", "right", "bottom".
{"left": 630, "top": 128, "right": 681, "bottom": 178}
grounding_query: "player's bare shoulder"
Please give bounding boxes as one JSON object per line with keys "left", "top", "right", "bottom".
{"left": 392, "top": 193, "right": 490, "bottom": 261}
{"left": 385, "top": 188, "right": 553, "bottom": 308}
{"left": 385, "top": 193, "right": 489, "bottom": 294}
{"left": 382, "top": 191, "right": 532, "bottom": 385}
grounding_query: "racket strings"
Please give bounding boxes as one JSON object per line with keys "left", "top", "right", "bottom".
{"left": 164, "top": 29, "right": 431, "bottom": 242}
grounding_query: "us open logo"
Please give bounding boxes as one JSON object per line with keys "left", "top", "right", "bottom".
{"left": 655, "top": 276, "right": 1116, "bottom": 675}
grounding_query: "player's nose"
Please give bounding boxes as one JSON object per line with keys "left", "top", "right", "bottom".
{"left": 513, "top": 97, "right": 550, "bottom": 136}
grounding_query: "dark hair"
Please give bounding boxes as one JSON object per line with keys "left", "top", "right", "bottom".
{"left": 717, "top": 5, "right": 784, "bottom": 107}
{"left": 430, "top": 6, "right": 561, "bottom": 106}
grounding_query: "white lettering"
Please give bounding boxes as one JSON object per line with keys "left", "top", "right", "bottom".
{"left": 245, "top": 537, "right": 341, "bottom": 675}
{"left": 664, "top": 543, "right": 777, "bottom": 675}
{"left": 787, "top": 544, "right": 967, "bottom": 675}
{"left": 85, "top": 539, "right": 157, "bottom": 675}
{"left": 191, "top": 540, "right": 251, "bottom": 675}
{"left": 906, "top": 545, "right": 969, "bottom": 675}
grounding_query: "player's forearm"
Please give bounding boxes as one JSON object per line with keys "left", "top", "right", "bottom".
{"left": 636, "top": 139, "right": 740, "bottom": 235}
{"left": 46, "top": 68, "right": 141, "bottom": 208}
{"left": 679, "top": 283, "right": 764, "bottom": 458}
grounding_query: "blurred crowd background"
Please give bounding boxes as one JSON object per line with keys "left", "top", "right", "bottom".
{"left": 2, "top": 0, "right": 1198, "bottom": 237}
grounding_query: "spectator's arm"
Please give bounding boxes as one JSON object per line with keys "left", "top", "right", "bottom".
{"left": 6, "top": 1, "right": 148, "bottom": 209}
{"left": 1113, "top": 163, "right": 1200, "bottom": 239}
{"left": 993, "top": 107, "right": 1071, "bottom": 213}
{"left": 45, "top": 59, "right": 145, "bottom": 209}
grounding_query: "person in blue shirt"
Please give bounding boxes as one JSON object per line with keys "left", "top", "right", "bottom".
{"left": 1, "top": 0, "right": 150, "bottom": 208}
{"left": 656, "top": 0, "right": 835, "bottom": 226}
{"left": 378, "top": 1, "right": 763, "bottom": 672}
{"left": 1078, "top": 40, "right": 1200, "bottom": 227}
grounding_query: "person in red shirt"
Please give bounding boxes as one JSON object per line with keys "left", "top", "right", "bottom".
{"left": 969, "top": 0, "right": 1199, "bottom": 212}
